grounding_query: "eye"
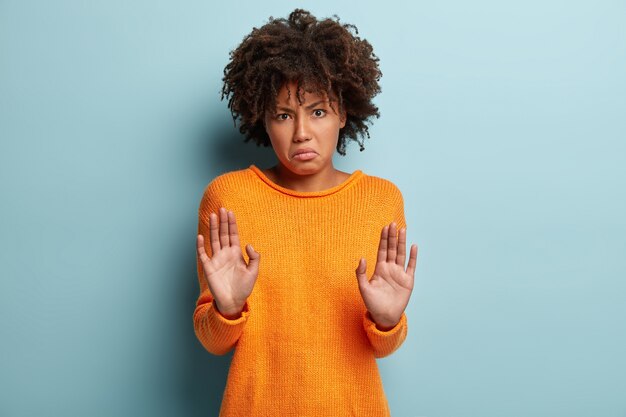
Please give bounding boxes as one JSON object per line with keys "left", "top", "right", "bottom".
{"left": 313, "top": 109, "right": 326, "bottom": 117}
{"left": 275, "top": 113, "right": 290, "bottom": 121}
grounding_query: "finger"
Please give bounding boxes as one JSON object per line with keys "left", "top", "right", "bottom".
{"left": 219, "top": 207, "right": 230, "bottom": 248}
{"left": 355, "top": 257, "right": 368, "bottom": 289}
{"left": 197, "top": 234, "right": 210, "bottom": 263}
{"left": 396, "top": 227, "right": 407, "bottom": 267}
{"left": 228, "top": 210, "right": 241, "bottom": 249}
{"left": 209, "top": 212, "right": 220, "bottom": 255}
{"left": 406, "top": 244, "right": 418, "bottom": 277}
{"left": 387, "top": 222, "right": 398, "bottom": 263}
{"left": 376, "top": 225, "right": 389, "bottom": 264}
{"left": 245, "top": 244, "right": 260, "bottom": 274}
{"left": 197, "top": 234, "right": 214, "bottom": 276}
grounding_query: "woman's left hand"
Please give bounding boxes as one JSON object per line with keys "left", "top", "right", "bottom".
{"left": 355, "top": 222, "right": 418, "bottom": 330}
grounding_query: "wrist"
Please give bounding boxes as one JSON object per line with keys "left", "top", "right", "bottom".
{"left": 367, "top": 311, "right": 400, "bottom": 331}
{"left": 214, "top": 299, "right": 246, "bottom": 320}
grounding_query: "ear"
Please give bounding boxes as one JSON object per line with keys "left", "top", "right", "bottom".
{"left": 339, "top": 109, "right": 347, "bottom": 129}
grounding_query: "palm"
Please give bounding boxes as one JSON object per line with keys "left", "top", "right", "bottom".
{"left": 197, "top": 207, "right": 260, "bottom": 316}
{"left": 356, "top": 222, "right": 418, "bottom": 329}
{"left": 204, "top": 244, "right": 257, "bottom": 310}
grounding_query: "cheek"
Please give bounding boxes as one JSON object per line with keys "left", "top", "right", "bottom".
{"left": 322, "top": 121, "right": 342, "bottom": 139}
{"left": 265, "top": 125, "right": 290, "bottom": 148}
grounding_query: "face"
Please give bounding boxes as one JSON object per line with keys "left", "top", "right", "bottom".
{"left": 263, "top": 80, "right": 346, "bottom": 176}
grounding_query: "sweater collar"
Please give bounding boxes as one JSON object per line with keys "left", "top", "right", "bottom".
{"left": 248, "top": 164, "right": 364, "bottom": 198}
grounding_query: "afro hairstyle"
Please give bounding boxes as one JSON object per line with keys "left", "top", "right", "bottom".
{"left": 220, "top": 8, "right": 383, "bottom": 155}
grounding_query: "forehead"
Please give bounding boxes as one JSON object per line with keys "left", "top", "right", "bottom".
{"left": 275, "top": 81, "right": 332, "bottom": 104}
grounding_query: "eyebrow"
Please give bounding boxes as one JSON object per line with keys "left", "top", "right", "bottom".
{"left": 275, "top": 100, "right": 328, "bottom": 113}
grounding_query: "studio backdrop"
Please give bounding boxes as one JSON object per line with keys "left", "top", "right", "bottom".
{"left": 1, "top": 1, "right": 624, "bottom": 416}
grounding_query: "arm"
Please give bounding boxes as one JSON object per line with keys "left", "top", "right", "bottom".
{"left": 193, "top": 217, "right": 251, "bottom": 355}
{"left": 192, "top": 182, "right": 251, "bottom": 356}
{"left": 359, "top": 184, "right": 415, "bottom": 358}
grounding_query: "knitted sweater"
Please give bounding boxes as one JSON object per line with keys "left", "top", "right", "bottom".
{"left": 193, "top": 164, "right": 408, "bottom": 417}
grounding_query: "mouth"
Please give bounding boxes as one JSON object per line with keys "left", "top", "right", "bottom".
{"left": 290, "top": 148, "right": 318, "bottom": 161}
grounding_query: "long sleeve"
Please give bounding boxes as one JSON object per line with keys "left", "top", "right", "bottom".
{"left": 192, "top": 180, "right": 250, "bottom": 356}
{"left": 361, "top": 182, "right": 409, "bottom": 358}
{"left": 362, "top": 311, "right": 408, "bottom": 358}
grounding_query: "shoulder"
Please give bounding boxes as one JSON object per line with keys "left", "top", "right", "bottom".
{"left": 201, "top": 167, "right": 252, "bottom": 199}
{"left": 361, "top": 173, "right": 407, "bottom": 227}
{"left": 198, "top": 167, "right": 252, "bottom": 218}
{"left": 360, "top": 172, "right": 404, "bottom": 200}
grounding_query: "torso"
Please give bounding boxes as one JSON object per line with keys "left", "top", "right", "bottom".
{"left": 197, "top": 167, "right": 404, "bottom": 416}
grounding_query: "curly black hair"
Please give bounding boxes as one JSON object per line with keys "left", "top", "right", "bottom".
{"left": 220, "top": 8, "right": 382, "bottom": 156}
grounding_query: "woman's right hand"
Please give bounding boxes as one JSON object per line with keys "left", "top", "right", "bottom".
{"left": 197, "top": 207, "right": 260, "bottom": 319}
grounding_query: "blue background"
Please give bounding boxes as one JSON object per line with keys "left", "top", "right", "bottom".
{"left": 1, "top": 1, "right": 625, "bottom": 416}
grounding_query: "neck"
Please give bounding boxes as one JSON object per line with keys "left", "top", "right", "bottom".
{"left": 270, "top": 163, "right": 343, "bottom": 192}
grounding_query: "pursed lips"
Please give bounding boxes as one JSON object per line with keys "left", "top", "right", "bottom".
{"left": 291, "top": 148, "right": 318, "bottom": 158}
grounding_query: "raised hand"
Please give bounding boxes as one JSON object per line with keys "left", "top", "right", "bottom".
{"left": 355, "top": 222, "right": 418, "bottom": 330}
{"left": 197, "top": 207, "right": 260, "bottom": 319}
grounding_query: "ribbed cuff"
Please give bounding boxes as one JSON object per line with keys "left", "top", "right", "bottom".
{"left": 362, "top": 311, "right": 408, "bottom": 358}
{"left": 204, "top": 299, "right": 250, "bottom": 349}
{"left": 211, "top": 299, "right": 250, "bottom": 322}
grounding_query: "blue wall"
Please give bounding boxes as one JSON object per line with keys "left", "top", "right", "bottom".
{"left": 1, "top": 1, "right": 625, "bottom": 416}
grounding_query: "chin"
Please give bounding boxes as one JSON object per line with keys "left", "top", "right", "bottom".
{"left": 285, "top": 162, "right": 320, "bottom": 175}
{"left": 290, "top": 165, "right": 317, "bottom": 175}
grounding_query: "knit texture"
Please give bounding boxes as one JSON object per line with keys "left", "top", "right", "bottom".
{"left": 194, "top": 164, "right": 408, "bottom": 417}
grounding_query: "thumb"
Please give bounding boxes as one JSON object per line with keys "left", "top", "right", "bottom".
{"left": 245, "top": 244, "right": 260, "bottom": 273}
{"left": 355, "top": 257, "right": 368, "bottom": 288}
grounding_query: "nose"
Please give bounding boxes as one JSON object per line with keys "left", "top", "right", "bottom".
{"left": 293, "top": 114, "right": 312, "bottom": 142}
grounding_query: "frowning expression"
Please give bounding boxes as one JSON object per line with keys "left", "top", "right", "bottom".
{"left": 263, "top": 81, "right": 346, "bottom": 175}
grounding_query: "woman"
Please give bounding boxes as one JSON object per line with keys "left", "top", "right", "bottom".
{"left": 194, "top": 9, "right": 418, "bottom": 416}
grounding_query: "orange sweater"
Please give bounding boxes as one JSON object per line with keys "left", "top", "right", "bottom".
{"left": 194, "top": 164, "right": 408, "bottom": 417}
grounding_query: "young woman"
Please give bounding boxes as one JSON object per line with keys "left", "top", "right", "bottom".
{"left": 194, "top": 9, "right": 418, "bottom": 416}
